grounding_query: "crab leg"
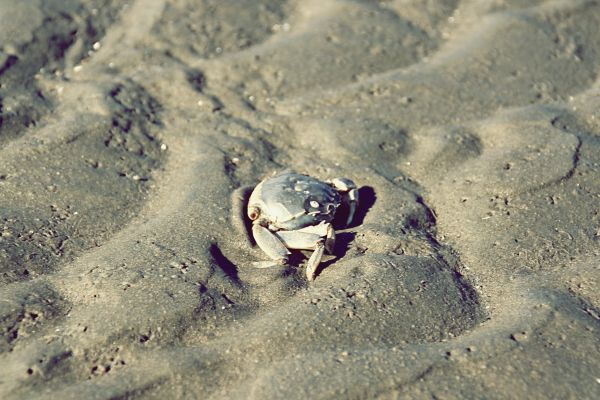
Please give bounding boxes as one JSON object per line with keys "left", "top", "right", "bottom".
{"left": 275, "top": 223, "right": 335, "bottom": 281}
{"left": 306, "top": 241, "right": 325, "bottom": 282}
{"left": 252, "top": 224, "right": 290, "bottom": 266}
{"left": 324, "top": 223, "right": 336, "bottom": 254}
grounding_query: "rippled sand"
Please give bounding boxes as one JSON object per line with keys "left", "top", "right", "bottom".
{"left": 1, "top": 1, "right": 599, "bottom": 398}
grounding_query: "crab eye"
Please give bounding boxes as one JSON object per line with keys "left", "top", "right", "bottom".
{"left": 248, "top": 207, "right": 260, "bottom": 220}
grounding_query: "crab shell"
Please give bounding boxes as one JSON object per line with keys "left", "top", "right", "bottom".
{"left": 248, "top": 172, "right": 341, "bottom": 231}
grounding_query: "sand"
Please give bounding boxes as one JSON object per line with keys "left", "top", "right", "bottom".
{"left": 1, "top": 0, "right": 599, "bottom": 398}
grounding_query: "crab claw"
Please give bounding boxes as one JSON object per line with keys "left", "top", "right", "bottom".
{"left": 330, "top": 178, "right": 359, "bottom": 227}
{"left": 345, "top": 187, "right": 359, "bottom": 226}
{"left": 252, "top": 224, "right": 290, "bottom": 265}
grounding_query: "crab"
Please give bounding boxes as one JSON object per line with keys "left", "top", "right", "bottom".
{"left": 247, "top": 171, "right": 359, "bottom": 281}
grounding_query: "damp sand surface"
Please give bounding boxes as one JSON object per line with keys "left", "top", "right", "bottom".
{"left": 1, "top": 1, "right": 599, "bottom": 399}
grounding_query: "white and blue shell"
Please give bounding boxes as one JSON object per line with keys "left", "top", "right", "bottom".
{"left": 248, "top": 172, "right": 341, "bottom": 231}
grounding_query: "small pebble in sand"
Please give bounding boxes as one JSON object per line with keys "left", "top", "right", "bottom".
{"left": 92, "top": 41, "right": 101, "bottom": 51}
{"left": 73, "top": 65, "right": 83, "bottom": 72}
{"left": 510, "top": 331, "right": 528, "bottom": 342}
{"left": 400, "top": 96, "right": 413, "bottom": 105}
{"left": 272, "top": 23, "right": 291, "bottom": 33}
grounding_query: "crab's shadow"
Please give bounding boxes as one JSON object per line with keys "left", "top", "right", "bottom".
{"left": 333, "top": 186, "right": 376, "bottom": 230}
{"left": 209, "top": 243, "right": 242, "bottom": 286}
{"left": 313, "top": 231, "right": 356, "bottom": 270}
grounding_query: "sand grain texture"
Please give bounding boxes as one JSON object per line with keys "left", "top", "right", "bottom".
{"left": 1, "top": 0, "right": 599, "bottom": 399}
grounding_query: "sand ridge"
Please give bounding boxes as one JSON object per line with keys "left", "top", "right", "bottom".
{"left": 1, "top": 0, "right": 599, "bottom": 399}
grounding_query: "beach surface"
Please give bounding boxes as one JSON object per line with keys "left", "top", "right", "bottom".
{"left": 1, "top": 0, "right": 599, "bottom": 398}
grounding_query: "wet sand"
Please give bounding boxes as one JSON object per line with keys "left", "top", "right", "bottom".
{"left": 1, "top": 1, "right": 599, "bottom": 398}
